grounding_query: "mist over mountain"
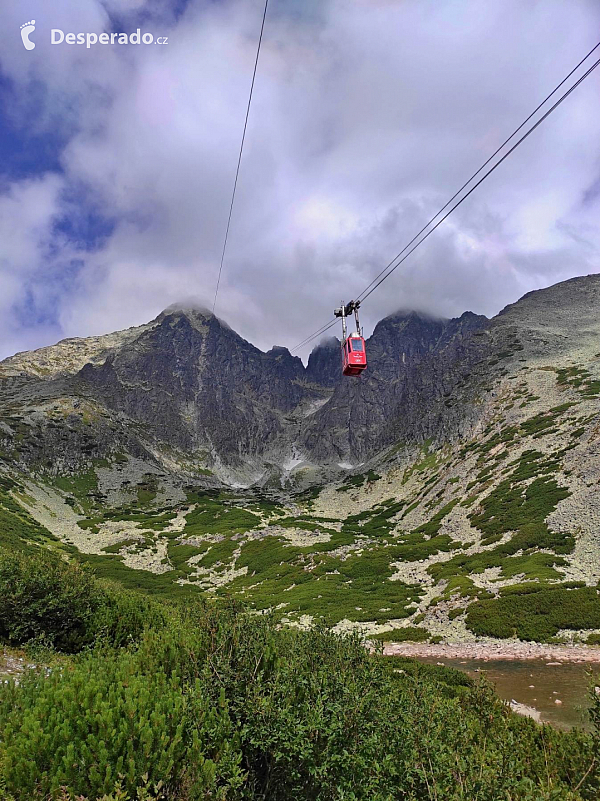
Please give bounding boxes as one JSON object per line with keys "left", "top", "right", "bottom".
{"left": 0, "top": 298, "right": 489, "bottom": 483}
{"left": 1, "top": 274, "right": 598, "bottom": 487}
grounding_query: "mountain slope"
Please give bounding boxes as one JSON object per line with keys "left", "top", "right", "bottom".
{"left": 0, "top": 274, "right": 599, "bottom": 643}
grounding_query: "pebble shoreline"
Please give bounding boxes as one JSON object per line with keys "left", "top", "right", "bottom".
{"left": 383, "top": 641, "right": 600, "bottom": 663}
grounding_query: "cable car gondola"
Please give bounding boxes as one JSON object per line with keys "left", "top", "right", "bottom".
{"left": 334, "top": 300, "right": 367, "bottom": 376}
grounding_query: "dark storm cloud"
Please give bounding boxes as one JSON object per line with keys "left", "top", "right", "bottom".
{"left": 0, "top": 0, "right": 599, "bottom": 360}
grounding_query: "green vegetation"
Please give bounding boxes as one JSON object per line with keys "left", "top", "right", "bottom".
{"left": 183, "top": 490, "right": 260, "bottom": 536}
{"left": 0, "top": 550, "right": 167, "bottom": 651}
{"left": 556, "top": 366, "right": 600, "bottom": 398}
{"left": 336, "top": 470, "right": 380, "bottom": 492}
{"left": 193, "top": 491, "right": 467, "bottom": 626}
{"left": 1, "top": 550, "right": 600, "bottom": 800}
{"left": 168, "top": 542, "right": 210, "bottom": 573}
{"left": 0, "top": 550, "right": 104, "bottom": 652}
{"left": 290, "top": 485, "right": 324, "bottom": 512}
{"left": 470, "top": 449, "right": 572, "bottom": 551}
{"left": 466, "top": 585, "right": 600, "bottom": 641}
{"left": 76, "top": 551, "right": 201, "bottom": 600}
{"left": 54, "top": 466, "right": 104, "bottom": 513}
{"left": 402, "top": 443, "right": 442, "bottom": 484}
{"left": 428, "top": 448, "right": 574, "bottom": 605}
{"left": 372, "top": 626, "right": 430, "bottom": 642}
{"left": 0, "top": 477, "right": 57, "bottom": 553}
{"left": 225, "top": 534, "right": 421, "bottom": 626}
{"left": 101, "top": 538, "right": 139, "bottom": 554}
{"left": 136, "top": 474, "right": 159, "bottom": 505}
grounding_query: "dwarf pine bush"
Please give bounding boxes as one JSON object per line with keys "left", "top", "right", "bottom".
{"left": 0, "top": 648, "right": 244, "bottom": 800}
{"left": 1, "top": 549, "right": 600, "bottom": 800}
{"left": 0, "top": 550, "right": 103, "bottom": 652}
{"left": 0, "top": 550, "right": 168, "bottom": 652}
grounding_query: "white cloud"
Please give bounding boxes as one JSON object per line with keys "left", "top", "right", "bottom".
{"left": 0, "top": 0, "right": 599, "bottom": 360}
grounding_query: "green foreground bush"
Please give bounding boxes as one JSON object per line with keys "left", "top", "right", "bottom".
{"left": 0, "top": 550, "right": 167, "bottom": 652}
{"left": 1, "top": 552, "right": 600, "bottom": 800}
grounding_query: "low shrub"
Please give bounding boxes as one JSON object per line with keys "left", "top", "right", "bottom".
{"left": 0, "top": 648, "right": 244, "bottom": 800}
{"left": 91, "top": 585, "right": 169, "bottom": 648}
{"left": 0, "top": 550, "right": 169, "bottom": 652}
{"left": 466, "top": 586, "right": 600, "bottom": 641}
{"left": 384, "top": 625, "right": 430, "bottom": 642}
{"left": 1, "top": 553, "right": 600, "bottom": 799}
{"left": 0, "top": 550, "right": 103, "bottom": 652}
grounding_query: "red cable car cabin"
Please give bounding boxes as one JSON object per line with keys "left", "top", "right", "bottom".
{"left": 342, "top": 334, "right": 367, "bottom": 376}
{"left": 334, "top": 300, "right": 367, "bottom": 377}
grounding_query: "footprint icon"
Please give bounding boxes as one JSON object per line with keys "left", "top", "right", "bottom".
{"left": 20, "top": 20, "right": 36, "bottom": 51}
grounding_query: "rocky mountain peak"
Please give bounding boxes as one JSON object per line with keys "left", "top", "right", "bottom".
{"left": 160, "top": 302, "right": 214, "bottom": 319}
{"left": 1, "top": 274, "right": 598, "bottom": 481}
{"left": 492, "top": 274, "right": 600, "bottom": 362}
{"left": 265, "top": 345, "right": 299, "bottom": 361}
{"left": 305, "top": 337, "right": 341, "bottom": 388}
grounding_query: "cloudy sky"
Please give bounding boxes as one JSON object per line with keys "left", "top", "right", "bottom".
{"left": 0, "top": 0, "right": 599, "bottom": 360}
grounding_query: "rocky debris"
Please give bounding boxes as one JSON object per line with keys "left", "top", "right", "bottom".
{"left": 0, "top": 649, "right": 31, "bottom": 681}
{"left": 119, "top": 538, "right": 172, "bottom": 574}
{"left": 251, "top": 525, "right": 332, "bottom": 547}
{"left": 383, "top": 641, "right": 600, "bottom": 662}
{"left": 186, "top": 563, "right": 248, "bottom": 590}
{"left": 509, "top": 700, "right": 542, "bottom": 722}
{"left": 19, "top": 480, "right": 94, "bottom": 552}
{"left": 95, "top": 457, "right": 186, "bottom": 508}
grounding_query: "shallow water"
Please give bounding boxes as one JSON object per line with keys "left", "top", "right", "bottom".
{"left": 417, "top": 656, "right": 599, "bottom": 730}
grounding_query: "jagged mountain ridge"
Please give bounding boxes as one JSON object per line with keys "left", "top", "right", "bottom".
{"left": 300, "top": 309, "right": 489, "bottom": 462}
{"left": 0, "top": 274, "right": 598, "bottom": 486}
{"left": 0, "top": 300, "right": 493, "bottom": 481}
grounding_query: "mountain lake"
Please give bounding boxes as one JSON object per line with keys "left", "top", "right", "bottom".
{"left": 416, "top": 656, "right": 599, "bottom": 730}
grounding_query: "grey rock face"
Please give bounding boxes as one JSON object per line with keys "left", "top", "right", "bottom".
{"left": 75, "top": 310, "right": 321, "bottom": 462}
{"left": 305, "top": 338, "right": 341, "bottom": 388}
{"left": 300, "top": 310, "right": 490, "bottom": 461}
{"left": 1, "top": 274, "right": 598, "bottom": 480}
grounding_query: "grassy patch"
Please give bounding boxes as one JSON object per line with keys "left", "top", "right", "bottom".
{"left": 336, "top": 470, "right": 380, "bottom": 493}
{"left": 0, "top": 475, "right": 59, "bottom": 553}
{"left": 466, "top": 585, "right": 600, "bottom": 641}
{"left": 183, "top": 491, "right": 260, "bottom": 537}
{"left": 372, "top": 626, "right": 430, "bottom": 642}
{"left": 224, "top": 535, "right": 422, "bottom": 626}
{"left": 469, "top": 449, "right": 572, "bottom": 552}
{"left": 75, "top": 552, "right": 199, "bottom": 600}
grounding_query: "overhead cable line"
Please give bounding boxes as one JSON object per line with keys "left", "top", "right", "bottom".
{"left": 354, "top": 39, "right": 600, "bottom": 304}
{"left": 212, "top": 0, "right": 269, "bottom": 314}
{"left": 293, "top": 319, "right": 339, "bottom": 352}
{"left": 359, "top": 52, "right": 600, "bottom": 304}
{"left": 291, "top": 40, "right": 600, "bottom": 351}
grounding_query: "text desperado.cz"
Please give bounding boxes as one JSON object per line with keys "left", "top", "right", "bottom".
{"left": 51, "top": 29, "right": 168, "bottom": 47}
